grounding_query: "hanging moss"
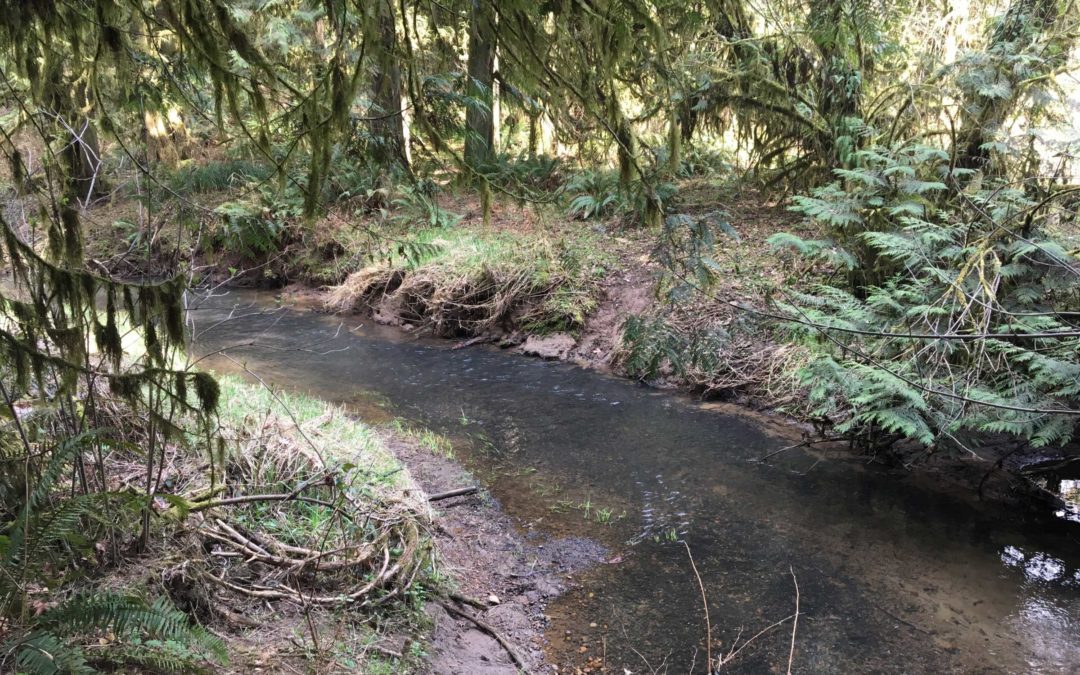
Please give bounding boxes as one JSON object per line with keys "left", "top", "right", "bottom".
{"left": 60, "top": 205, "right": 83, "bottom": 267}
{"left": 174, "top": 371, "right": 188, "bottom": 407}
{"left": 109, "top": 373, "right": 144, "bottom": 401}
{"left": 9, "top": 150, "right": 23, "bottom": 191}
{"left": 122, "top": 286, "right": 136, "bottom": 324}
{"left": 191, "top": 372, "right": 220, "bottom": 413}
{"left": 162, "top": 281, "right": 185, "bottom": 346}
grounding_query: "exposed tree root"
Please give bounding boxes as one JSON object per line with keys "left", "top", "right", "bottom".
{"left": 326, "top": 263, "right": 572, "bottom": 338}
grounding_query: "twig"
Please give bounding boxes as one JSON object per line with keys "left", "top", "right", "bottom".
{"left": 447, "top": 592, "right": 488, "bottom": 609}
{"left": 369, "top": 644, "right": 403, "bottom": 659}
{"left": 451, "top": 335, "right": 498, "bottom": 350}
{"left": 428, "top": 486, "right": 480, "bottom": 502}
{"left": 683, "top": 541, "right": 711, "bottom": 670}
{"left": 189, "top": 492, "right": 340, "bottom": 513}
{"left": 719, "top": 614, "right": 796, "bottom": 666}
{"left": 438, "top": 600, "right": 527, "bottom": 671}
{"left": 758, "top": 438, "right": 836, "bottom": 462}
{"left": 787, "top": 566, "right": 799, "bottom": 675}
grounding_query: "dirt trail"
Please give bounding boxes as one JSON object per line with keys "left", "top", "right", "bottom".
{"left": 566, "top": 244, "right": 657, "bottom": 371}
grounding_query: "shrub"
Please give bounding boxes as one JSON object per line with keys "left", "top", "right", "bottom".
{"left": 771, "top": 143, "right": 1080, "bottom": 452}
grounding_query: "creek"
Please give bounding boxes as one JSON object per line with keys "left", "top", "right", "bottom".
{"left": 192, "top": 290, "right": 1080, "bottom": 674}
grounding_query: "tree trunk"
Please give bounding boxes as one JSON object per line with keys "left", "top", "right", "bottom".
{"left": 667, "top": 107, "right": 682, "bottom": 173}
{"left": 527, "top": 107, "right": 539, "bottom": 158}
{"left": 955, "top": 0, "right": 1063, "bottom": 172}
{"left": 367, "top": 0, "right": 410, "bottom": 174}
{"left": 63, "top": 81, "right": 108, "bottom": 204}
{"left": 465, "top": 0, "right": 496, "bottom": 170}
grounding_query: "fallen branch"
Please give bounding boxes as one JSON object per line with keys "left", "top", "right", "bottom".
{"left": 684, "top": 541, "right": 712, "bottom": 669}
{"left": 438, "top": 600, "right": 527, "bottom": 672}
{"left": 188, "top": 492, "right": 340, "bottom": 513}
{"left": 758, "top": 438, "right": 836, "bottom": 462}
{"left": 787, "top": 566, "right": 799, "bottom": 675}
{"left": 451, "top": 335, "right": 498, "bottom": 350}
{"left": 447, "top": 592, "right": 489, "bottom": 610}
{"left": 428, "top": 486, "right": 479, "bottom": 502}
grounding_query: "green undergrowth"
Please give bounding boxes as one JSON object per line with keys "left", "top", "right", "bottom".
{"left": 326, "top": 224, "right": 617, "bottom": 337}
{"left": 386, "top": 418, "right": 455, "bottom": 458}
{"left": 213, "top": 376, "right": 405, "bottom": 484}
{"left": 153, "top": 377, "right": 435, "bottom": 673}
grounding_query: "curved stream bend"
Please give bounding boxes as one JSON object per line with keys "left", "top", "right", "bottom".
{"left": 193, "top": 292, "right": 1080, "bottom": 674}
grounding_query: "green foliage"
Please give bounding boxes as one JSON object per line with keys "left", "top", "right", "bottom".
{"left": 621, "top": 315, "right": 726, "bottom": 381}
{"left": 676, "top": 147, "right": 732, "bottom": 178}
{"left": 565, "top": 171, "right": 621, "bottom": 220}
{"left": 5, "top": 593, "right": 226, "bottom": 674}
{"left": 391, "top": 181, "right": 463, "bottom": 229}
{"left": 655, "top": 210, "right": 736, "bottom": 301}
{"left": 213, "top": 185, "right": 303, "bottom": 257}
{"left": 774, "top": 142, "right": 1080, "bottom": 451}
{"left": 0, "top": 430, "right": 225, "bottom": 675}
{"left": 485, "top": 153, "right": 564, "bottom": 194}
{"left": 168, "top": 160, "right": 273, "bottom": 194}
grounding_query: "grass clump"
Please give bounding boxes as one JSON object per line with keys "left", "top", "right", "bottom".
{"left": 326, "top": 225, "right": 615, "bottom": 337}
{"left": 387, "top": 418, "right": 455, "bottom": 457}
{"left": 168, "top": 159, "right": 274, "bottom": 194}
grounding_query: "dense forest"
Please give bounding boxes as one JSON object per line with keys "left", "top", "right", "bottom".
{"left": 0, "top": 0, "right": 1078, "bottom": 672}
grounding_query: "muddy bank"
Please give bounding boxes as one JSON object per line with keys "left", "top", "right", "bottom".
{"left": 388, "top": 434, "right": 604, "bottom": 673}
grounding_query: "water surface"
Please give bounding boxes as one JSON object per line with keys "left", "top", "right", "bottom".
{"left": 192, "top": 292, "right": 1080, "bottom": 674}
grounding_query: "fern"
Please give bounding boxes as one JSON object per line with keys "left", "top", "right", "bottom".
{"left": 5, "top": 593, "right": 227, "bottom": 675}
{"left": 565, "top": 171, "right": 622, "bottom": 220}
{"left": 774, "top": 141, "right": 1080, "bottom": 452}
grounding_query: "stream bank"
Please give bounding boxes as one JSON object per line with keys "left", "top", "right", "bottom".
{"left": 389, "top": 435, "right": 596, "bottom": 674}
{"left": 196, "top": 352, "right": 568, "bottom": 673}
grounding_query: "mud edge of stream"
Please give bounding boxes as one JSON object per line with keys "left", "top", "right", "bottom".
{"left": 389, "top": 433, "right": 600, "bottom": 673}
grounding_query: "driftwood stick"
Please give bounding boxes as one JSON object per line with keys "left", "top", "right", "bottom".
{"left": 451, "top": 335, "right": 498, "bottom": 350}
{"left": 428, "top": 486, "right": 479, "bottom": 502}
{"left": 758, "top": 437, "right": 837, "bottom": 462}
{"left": 448, "top": 592, "right": 488, "bottom": 609}
{"left": 438, "top": 600, "right": 527, "bottom": 672}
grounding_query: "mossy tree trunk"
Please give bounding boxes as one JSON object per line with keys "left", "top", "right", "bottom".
{"left": 465, "top": 0, "right": 496, "bottom": 171}
{"left": 367, "top": 0, "right": 410, "bottom": 176}
{"left": 47, "top": 73, "right": 109, "bottom": 204}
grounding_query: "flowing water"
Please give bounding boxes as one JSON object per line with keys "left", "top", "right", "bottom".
{"left": 192, "top": 291, "right": 1080, "bottom": 674}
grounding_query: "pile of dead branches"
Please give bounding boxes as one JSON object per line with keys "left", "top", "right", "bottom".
{"left": 166, "top": 405, "right": 430, "bottom": 612}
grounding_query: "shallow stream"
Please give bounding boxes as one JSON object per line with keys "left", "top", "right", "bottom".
{"left": 192, "top": 291, "right": 1080, "bottom": 674}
